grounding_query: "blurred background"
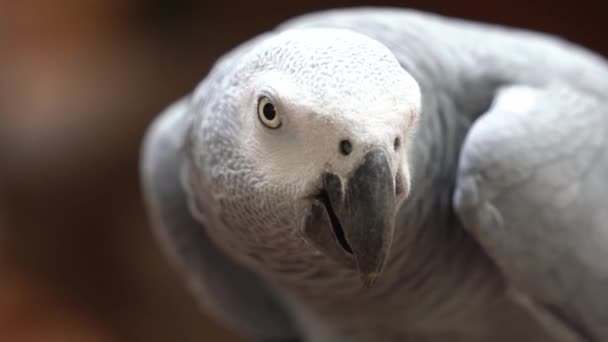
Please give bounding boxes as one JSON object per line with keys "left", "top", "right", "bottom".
{"left": 0, "top": 0, "right": 606, "bottom": 341}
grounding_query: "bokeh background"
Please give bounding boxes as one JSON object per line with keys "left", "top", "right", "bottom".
{"left": 1, "top": 1, "right": 606, "bottom": 341}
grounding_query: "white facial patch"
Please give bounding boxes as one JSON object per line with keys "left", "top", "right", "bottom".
{"left": 237, "top": 28, "right": 421, "bottom": 197}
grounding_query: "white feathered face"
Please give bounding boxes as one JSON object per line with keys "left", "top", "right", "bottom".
{"left": 190, "top": 28, "right": 421, "bottom": 286}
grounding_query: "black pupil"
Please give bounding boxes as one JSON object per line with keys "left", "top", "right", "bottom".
{"left": 262, "top": 103, "right": 276, "bottom": 121}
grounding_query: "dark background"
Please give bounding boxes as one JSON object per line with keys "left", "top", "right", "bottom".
{"left": 0, "top": 1, "right": 605, "bottom": 341}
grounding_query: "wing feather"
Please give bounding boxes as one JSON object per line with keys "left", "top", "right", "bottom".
{"left": 454, "top": 83, "right": 608, "bottom": 341}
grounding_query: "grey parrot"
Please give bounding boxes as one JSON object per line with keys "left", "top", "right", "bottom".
{"left": 141, "top": 7, "right": 608, "bottom": 342}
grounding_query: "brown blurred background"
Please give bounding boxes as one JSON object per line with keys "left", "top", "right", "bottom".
{"left": 0, "top": 1, "right": 606, "bottom": 341}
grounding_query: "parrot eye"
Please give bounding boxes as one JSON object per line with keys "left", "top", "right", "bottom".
{"left": 257, "top": 96, "right": 281, "bottom": 129}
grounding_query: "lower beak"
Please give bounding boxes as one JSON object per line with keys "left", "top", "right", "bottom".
{"left": 304, "top": 148, "right": 397, "bottom": 287}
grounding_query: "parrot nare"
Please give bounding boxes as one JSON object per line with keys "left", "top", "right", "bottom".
{"left": 141, "top": 7, "right": 608, "bottom": 342}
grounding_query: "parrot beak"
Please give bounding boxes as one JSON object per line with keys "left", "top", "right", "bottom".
{"left": 340, "top": 148, "right": 397, "bottom": 287}
{"left": 303, "top": 148, "right": 397, "bottom": 288}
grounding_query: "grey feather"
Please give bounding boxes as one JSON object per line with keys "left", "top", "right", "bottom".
{"left": 141, "top": 97, "right": 299, "bottom": 340}
{"left": 141, "top": 7, "right": 608, "bottom": 342}
{"left": 454, "top": 83, "right": 608, "bottom": 341}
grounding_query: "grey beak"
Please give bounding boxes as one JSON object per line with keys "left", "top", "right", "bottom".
{"left": 342, "top": 148, "right": 396, "bottom": 286}
{"left": 303, "top": 148, "right": 396, "bottom": 287}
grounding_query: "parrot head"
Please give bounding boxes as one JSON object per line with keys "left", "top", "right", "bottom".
{"left": 187, "top": 28, "right": 421, "bottom": 287}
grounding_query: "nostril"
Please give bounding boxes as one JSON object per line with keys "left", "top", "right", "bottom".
{"left": 393, "top": 137, "right": 401, "bottom": 151}
{"left": 339, "top": 139, "right": 352, "bottom": 156}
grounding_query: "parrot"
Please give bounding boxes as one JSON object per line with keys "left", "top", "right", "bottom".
{"left": 140, "top": 7, "right": 608, "bottom": 342}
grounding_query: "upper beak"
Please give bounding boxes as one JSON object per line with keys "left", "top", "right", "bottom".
{"left": 303, "top": 148, "right": 397, "bottom": 287}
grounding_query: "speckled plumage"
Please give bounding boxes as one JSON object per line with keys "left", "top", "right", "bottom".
{"left": 141, "top": 8, "right": 608, "bottom": 342}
